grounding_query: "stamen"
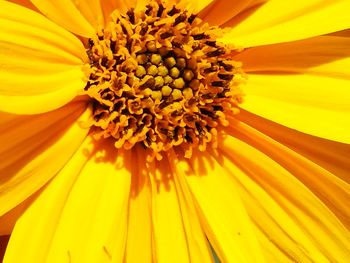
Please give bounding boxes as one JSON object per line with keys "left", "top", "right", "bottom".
{"left": 84, "top": 0, "right": 244, "bottom": 161}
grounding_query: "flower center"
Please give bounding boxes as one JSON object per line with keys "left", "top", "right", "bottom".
{"left": 84, "top": 0, "right": 244, "bottom": 161}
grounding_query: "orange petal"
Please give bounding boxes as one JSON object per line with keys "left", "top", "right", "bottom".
{"left": 8, "top": 0, "right": 36, "bottom": 10}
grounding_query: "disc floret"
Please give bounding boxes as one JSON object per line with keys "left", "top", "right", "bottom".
{"left": 85, "top": 1, "right": 244, "bottom": 161}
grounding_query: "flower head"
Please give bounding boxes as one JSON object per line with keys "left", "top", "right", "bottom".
{"left": 84, "top": 2, "right": 244, "bottom": 161}
{"left": 0, "top": 0, "right": 350, "bottom": 262}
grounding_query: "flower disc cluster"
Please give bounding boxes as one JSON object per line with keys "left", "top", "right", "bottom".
{"left": 85, "top": 0, "right": 244, "bottom": 161}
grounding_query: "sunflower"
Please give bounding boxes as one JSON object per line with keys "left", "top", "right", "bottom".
{"left": 1, "top": 0, "right": 350, "bottom": 262}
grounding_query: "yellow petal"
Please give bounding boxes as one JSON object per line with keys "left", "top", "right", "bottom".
{"left": 221, "top": 0, "right": 350, "bottom": 47}
{"left": 232, "top": 118, "right": 350, "bottom": 231}
{"left": 4, "top": 140, "right": 132, "bottom": 263}
{"left": 236, "top": 34, "right": 350, "bottom": 143}
{"left": 221, "top": 123, "right": 350, "bottom": 261}
{"left": 0, "top": 1, "right": 88, "bottom": 114}
{"left": 237, "top": 110, "right": 350, "bottom": 185}
{"left": 0, "top": 102, "right": 90, "bottom": 216}
{"left": 30, "top": 0, "right": 96, "bottom": 37}
{"left": 101, "top": 0, "right": 128, "bottom": 20}
{"left": 122, "top": 0, "right": 137, "bottom": 10}
{"left": 124, "top": 147, "right": 152, "bottom": 263}
{"left": 0, "top": 193, "right": 37, "bottom": 235}
{"left": 182, "top": 152, "right": 266, "bottom": 263}
{"left": 126, "top": 147, "right": 213, "bottom": 263}
{"left": 3, "top": 138, "right": 92, "bottom": 262}
{"left": 252, "top": 226, "right": 297, "bottom": 263}
{"left": 185, "top": 0, "right": 214, "bottom": 14}
{"left": 46, "top": 149, "right": 131, "bottom": 263}
{"left": 221, "top": 0, "right": 268, "bottom": 28}
{"left": 71, "top": 0, "right": 104, "bottom": 28}
{"left": 235, "top": 35, "right": 350, "bottom": 75}
{"left": 148, "top": 158, "right": 191, "bottom": 263}
{"left": 0, "top": 76, "right": 87, "bottom": 115}
{"left": 168, "top": 151, "right": 215, "bottom": 263}
{"left": 240, "top": 72, "right": 350, "bottom": 143}
{"left": 199, "top": 0, "right": 253, "bottom": 26}
{"left": 227, "top": 117, "right": 350, "bottom": 229}
{"left": 1, "top": 1, "right": 86, "bottom": 61}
